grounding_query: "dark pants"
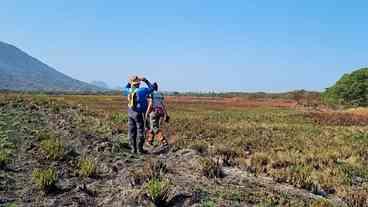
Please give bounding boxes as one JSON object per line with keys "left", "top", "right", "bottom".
{"left": 128, "top": 108, "right": 145, "bottom": 152}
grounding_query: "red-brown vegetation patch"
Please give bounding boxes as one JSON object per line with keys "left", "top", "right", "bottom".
{"left": 307, "top": 112, "right": 368, "bottom": 126}
{"left": 166, "top": 96, "right": 298, "bottom": 109}
{"left": 49, "top": 95, "right": 299, "bottom": 115}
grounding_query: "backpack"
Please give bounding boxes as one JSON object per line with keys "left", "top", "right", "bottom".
{"left": 152, "top": 92, "right": 164, "bottom": 107}
{"left": 151, "top": 92, "right": 165, "bottom": 116}
{"left": 128, "top": 87, "right": 138, "bottom": 109}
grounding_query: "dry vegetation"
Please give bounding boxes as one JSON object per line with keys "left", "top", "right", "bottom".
{"left": 1, "top": 93, "right": 368, "bottom": 206}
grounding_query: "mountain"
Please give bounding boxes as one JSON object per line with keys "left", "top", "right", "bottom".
{"left": 90, "top": 81, "right": 110, "bottom": 90}
{"left": 0, "top": 41, "right": 102, "bottom": 91}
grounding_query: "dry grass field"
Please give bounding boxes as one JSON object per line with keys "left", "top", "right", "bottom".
{"left": 1, "top": 93, "right": 368, "bottom": 206}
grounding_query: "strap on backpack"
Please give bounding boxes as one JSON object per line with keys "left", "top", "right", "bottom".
{"left": 128, "top": 87, "right": 137, "bottom": 109}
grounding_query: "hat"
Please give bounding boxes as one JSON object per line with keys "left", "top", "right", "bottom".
{"left": 129, "top": 75, "right": 140, "bottom": 85}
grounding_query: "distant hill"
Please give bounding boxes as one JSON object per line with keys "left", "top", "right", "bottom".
{"left": 91, "top": 81, "right": 110, "bottom": 90}
{"left": 0, "top": 41, "right": 103, "bottom": 91}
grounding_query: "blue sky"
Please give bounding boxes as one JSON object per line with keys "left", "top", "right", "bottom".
{"left": 1, "top": 1, "right": 367, "bottom": 92}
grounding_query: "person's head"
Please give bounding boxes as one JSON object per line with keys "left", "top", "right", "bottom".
{"left": 129, "top": 76, "right": 141, "bottom": 88}
{"left": 153, "top": 82, "right": 158, "bottom": 91}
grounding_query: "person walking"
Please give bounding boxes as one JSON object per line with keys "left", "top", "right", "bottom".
{"left": 146, "top": 82, "right": 169, "bottom": 147}
{"left": 124, "top": 76, "right": 154, "bottom": 154}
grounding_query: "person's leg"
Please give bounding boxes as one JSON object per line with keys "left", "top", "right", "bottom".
{"left": 147, "top": 111, "right": 156, "bottom": 145}
{"left": 136, "top": 112, "right": 146, "bottom": 153}
{"left": 150, "top": 111, "right": 160, "bottom": 134}
{"left": 156, "top": 116, "right": 168, "bottom": 146}
{"left": 146, "top": 131, "right": 154, "bottom": 146}
{"left": 146, "top": 129, "right": 154, "bottom": 145}
{"left": 145, "top": 113, "right": 150, "bottom": 135}
{"left": 150, "top": 112, "right": 168, "bottom": 146}
{"left": 128, "top": 115, "right": 137, "bottom": 153}
{"left": 155, "top": 130, "right": 167, "bottom": 146}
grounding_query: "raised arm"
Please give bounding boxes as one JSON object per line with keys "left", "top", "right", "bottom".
{"left": 125, "top": 83, "right": 131, "bottom": 89}
{"left": 122, "top": 83, "right": 131, "bottom": 96}
{"left": 146, "top": 98, "right": 152, "bottom": 119}
{"left": 140, "top": 77, "right": 154, "bottom": 93}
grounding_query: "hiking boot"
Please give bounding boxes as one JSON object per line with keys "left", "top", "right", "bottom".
{"left": 146, "top": 130, "right": 154, "bottom": 146}
{"left": 137, "top": 149, "right": 148, "bottom": 155}
{"left": 160, "top": 142, "right": 169, "bottom": 148}
{"left": 131, "top": 148, "right": 137, "bottom": 154}
{"left": 137, "top": 137, "right": 145, "bottom": 153}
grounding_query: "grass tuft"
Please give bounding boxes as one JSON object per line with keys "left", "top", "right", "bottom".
{"left": 146, "top": 178, "right": 171, "bottom": 206}
{"left": 190, "top": 141, "right": 208, "bottom": 154}
{"left": 4, "top": 203, "right": 17, "bottom": 207}
{"left": 127, "top": 170, "right": 146, "bottom": 187}
{"left": 79, "top": 157, "right": 97, "bottom": 178}
{"left": 213, "top": 145, "right": 238, "bottom": 166}
{"left": 0, "top": 149, "right": 10, "bottom": 168}
{"left": 40, "top": 137, "right": 65, "bottom": 160}
{"left": 251, "top": 152, "right": 270, "bottom": 175}
{"left": 32, "top": 168, "right": 57, "bottom": 192}
{"left": 311, "top": 199, "right": 334, "bottom": 207}
{"left": 200, "top": 200, "right": 216, "bottom": 207}
{"left": 143, "top": 159, "right": 168, "bottom": 180}
{"left": 200, "top": 158, "right": 224, "bottom": 178}
{"left": 342, "top": 188, "right": 368, "bottom": 207}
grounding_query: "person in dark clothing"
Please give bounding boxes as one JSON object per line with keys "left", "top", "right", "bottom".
{"left": 123, "top": 75, "right": 154, "bottom": 154}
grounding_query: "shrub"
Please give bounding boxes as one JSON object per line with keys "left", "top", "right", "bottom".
{"left": 311, "top": 199, "right": 334, "bottom": 207}
{"left": 256, "top": 199, "right": 278, "bottom": 207}
{"left": 112, "top": 136, "right": 131, "bottom": 153}
{"left": 32, "top": 94, "right": 50, "bottom": 106}
{"left": 250, "top": 152, "right": 270, "bottom": 174}
{"left": 110, "top": 112, "right": 127, "bottom": 125}
{"left": 143, "top": 159, "right": 167, "bottom": 180}
{"left": 342, "top": 189, "right": 368, "bottom": 207}
{"left": 40, "top": 137, "right": 64, "bottom": 160}
{"left": 352, "top": 132, "right": 368, "bottom": 142}
{"left": 127, "top": 170, "right": 146, "bottom": 187}
{"left": 0, "top": 150, "right": 10, "bottom": 167}
{"left": 285, "top": 165, "right": 315, "bottom": 190}
{"left": 32, "top": 168, "right": 57, "bottom": 192}
{"left": 172, "top": 138, "right": 186, "bottom": 151}
{"left": 308, "top": 112, "right": 368, "bottom": 126}
{"left": 4, "top": 203, "right": 17, "bottom": 207}
{"left": 146, "top": 178, "right": 171, "bottom": 206}
{"left": 201, "top": 200, "right": 216, "bottom": 207}
{"left": 0, "top": 130, "right": 14, "bottom": 149}
{"left": 200, "top": 158, "right": 224, "bottom": 178}
{"left": 79, "top": 157, "right": 97, "bottom": 178}
{"left": 213, "top": 146, "right": 238, "bottom": 166}
{"left": 37, "top": 130, "right": 54, "bottom": 141}
{"left": 190, "top": 141, "right": 208, "bottom": 154}
{"left": 322, "top": 68, "right": 368, "bottom": 106}
{"left": 338, "top": 162, "right": 368, "bottom": 185}
{"left": 78, "top": 116, "right": 111, "bottom": 136}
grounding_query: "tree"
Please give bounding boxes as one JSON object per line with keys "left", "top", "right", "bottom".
{"left": 322, "top": 68, "right": 368, "bottom": 106}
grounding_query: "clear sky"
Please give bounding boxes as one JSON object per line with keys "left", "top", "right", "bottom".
{"left": 1, "top": 1, "right": 367, "bottom": 92}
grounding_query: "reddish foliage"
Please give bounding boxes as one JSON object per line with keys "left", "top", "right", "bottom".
{"left": 51, "top": 95, "right": 299, "bottom": 114}
{"left": 307, "top": 112, "right": 368, "bottom": 126}
{"left": 166, "top": 96, "right": 298, "bottom": 109}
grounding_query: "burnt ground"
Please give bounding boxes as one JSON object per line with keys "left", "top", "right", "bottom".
{"left": 0, "top": 96, "right": 348, "bottom": 207}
